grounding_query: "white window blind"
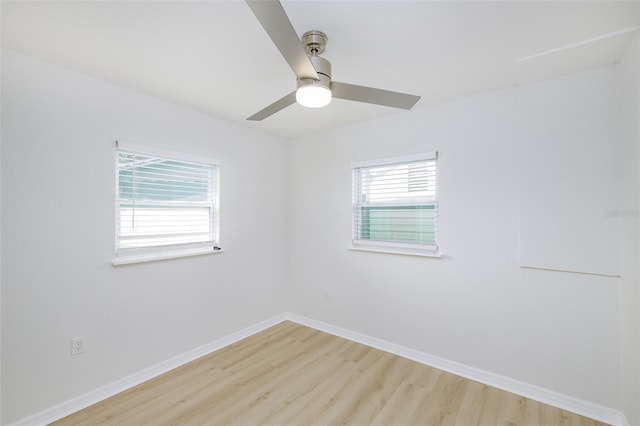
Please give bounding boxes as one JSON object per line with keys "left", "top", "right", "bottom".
{"left": 115, "top": 143, "right": 219, "bottom": 260}
{"left": 352, "top": 152, "right": 438, "bottom": 253}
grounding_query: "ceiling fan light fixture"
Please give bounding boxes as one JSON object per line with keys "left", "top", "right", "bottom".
{"left": 296, "top": 82, "right": 332, "bottom": 108}
{"left": 296, "top": 53, "right": 332, "bottom": 108}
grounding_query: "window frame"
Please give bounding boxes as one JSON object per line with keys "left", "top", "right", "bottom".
{"left": 351, "top": 152, "right": 440, "bottom": 257}
{"left": 112, "top": 141, "right": 221, "bottom": 266}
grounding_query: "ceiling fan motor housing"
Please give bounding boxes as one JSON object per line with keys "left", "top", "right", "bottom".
{"left": 298, "top": 31, "right": 331, "bottom": 92}
{"left": 297, "top": 55, "right": 331, "bottom": 92}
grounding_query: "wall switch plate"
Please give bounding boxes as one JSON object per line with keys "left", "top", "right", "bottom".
{"left": 71, "top": 336, "right": 85, "bottom": 356}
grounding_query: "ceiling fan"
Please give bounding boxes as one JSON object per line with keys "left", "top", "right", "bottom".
{"left": 245, "top": 0, "right": 421, "bottom": 121}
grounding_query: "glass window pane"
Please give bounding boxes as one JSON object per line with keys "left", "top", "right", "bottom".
{"left": 116, "top": 149, "right": 218, "bottom": 252}
{"left": 353, "top": 154, "right": 438, "bottom": 248}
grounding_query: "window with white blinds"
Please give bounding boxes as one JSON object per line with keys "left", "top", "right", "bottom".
{"left": 352, "top": 152, "right": 438, "bottom": 253}
{"left": 114, "top": 142, "right": 219, "bottom": 263}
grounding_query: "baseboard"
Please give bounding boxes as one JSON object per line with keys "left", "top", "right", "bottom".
{"left": 13, "top": 311, "right": 628, "bottom": 426}
{"left": 11, "top": 313, "right": 288, "bottom": 426}
{"left": 286, "top": 313, "right": 627, "bottom": 426}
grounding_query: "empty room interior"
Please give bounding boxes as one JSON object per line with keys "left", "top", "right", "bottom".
{"left": 2, "top": 1, "right": 640, "bottom": 425}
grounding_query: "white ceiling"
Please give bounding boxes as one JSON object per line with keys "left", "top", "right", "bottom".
{"left": 2, "top": 1, "right": 639, "bottom": 139}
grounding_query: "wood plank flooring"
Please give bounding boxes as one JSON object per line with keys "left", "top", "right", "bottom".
{"left": 52, "top": 321, "right": 608, "bottom": 425}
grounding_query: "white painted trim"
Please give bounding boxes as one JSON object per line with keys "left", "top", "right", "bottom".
{"left": 286, "top": 313, "right": 627, "bottom": 426}
{"left": 348, "top": 246, "right": 441, "bottom": 258}
{"left": 351, "top": 151, "right": 437, "bottom": 168}
{"left": 115, "top": 140, "right": 220, "bottom": 166}
{"left": 112, "top": 247, "right": 224, "bottom": 266}
{"left": 11, "top": 313, "right": 288, "bottom": 426}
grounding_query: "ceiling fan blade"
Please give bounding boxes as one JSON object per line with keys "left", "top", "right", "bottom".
{"left": 331, "top": 82, "right": 420, "bottom": 110}
{"left": 246, "top": 0, "right": 319, "bottom": 81}
{"left": 247, "top": 91, "right": 297, "bottom": 121}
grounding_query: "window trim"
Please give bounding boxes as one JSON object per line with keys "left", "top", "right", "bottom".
{"left": 111, "top": 245, "right": 223, "bottom": 266}
{"left": 351, "top": 152, "right": 437, "bottom": 169}
{"left": 351, "top": 152, "right": 440, "bottom": 257}
{"left": 348, "top": 245, "right": 442, "bottom": 258}
{"left": 112, "top": 140, "right": 221, "bottom": 266}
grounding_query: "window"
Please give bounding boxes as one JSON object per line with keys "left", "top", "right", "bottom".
{"left": 352, "top": 152, "right": 438, "bottom": 255}
{"left": 113, "top": 141, "right": 220, "bottom": 265}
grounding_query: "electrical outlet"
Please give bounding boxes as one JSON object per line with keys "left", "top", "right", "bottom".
{"left": 71, "top": 336, "right": 85, "bottom": 356}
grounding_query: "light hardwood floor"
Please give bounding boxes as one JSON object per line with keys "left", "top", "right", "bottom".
{"left": 53, "top": 321, "right": 608, "bottom": 426}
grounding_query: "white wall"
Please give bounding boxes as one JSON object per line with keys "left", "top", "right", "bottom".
{"left": 518, "top": 69, "right": 620, "bottom": 277}
{"left": 0, "top": 49, "right": 289, "bottom": 424}
{"left": 620, "top": 32, "right": 640, "bottom": 426}
{"left": 1, "top": 46, "right": 632, "bottom": 423}
{"left": 287, "top": 66, "right": 621, "bottom": 408}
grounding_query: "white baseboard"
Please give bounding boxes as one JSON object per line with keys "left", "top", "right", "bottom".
{"left": 12, "top": 313, "right": 288, "bottom": 426}
{"left": 286, "top": 313, "right": 628, "bottom": 426}
{"left": 13, "top": 312, "right": 627, "bottom": 426}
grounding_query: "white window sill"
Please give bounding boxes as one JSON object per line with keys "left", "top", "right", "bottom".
{"left": 348, "top": 246, "right": 442, "bottom": 258}
{"left": 112, "top": 247, "right": 223, "bottom": 266}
